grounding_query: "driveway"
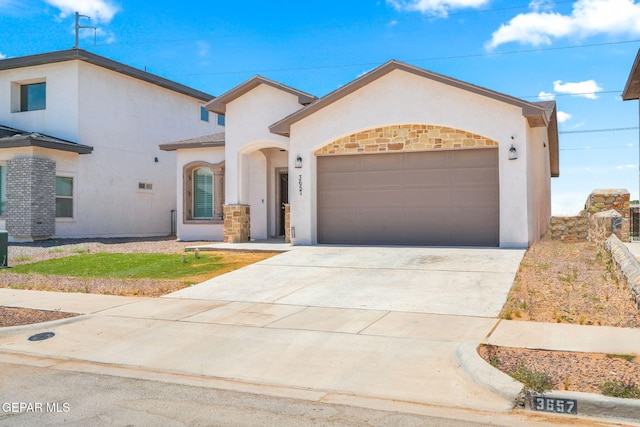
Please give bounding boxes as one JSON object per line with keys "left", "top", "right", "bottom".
{"left": 0, "top": 245, "right": 526, "bottom": 414}
{"left": 168, "top": 245, "right": 525, "bottom": 317}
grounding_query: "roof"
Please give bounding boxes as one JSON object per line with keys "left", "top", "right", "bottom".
{"left": 0, "top": 125, "right": 93, "bottom": 154}
{"left": 533, "top": 100, "right": 560, "bottom": 177}
{"left": 206, "top": 75, "right": 316, "bottom": 114}
{"left": 622, "top": 49, "right": 640, "bottom": 100}
{"left": 270, "top": 60, "right": 551, "bottom": 137}
{"left": 0, "top": 49, "right": 214, "bottom": 102}
{"left": 159, "top": 132, "right": 225, "bottom": 151}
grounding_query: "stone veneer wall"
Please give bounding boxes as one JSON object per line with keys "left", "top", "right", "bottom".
{"left": 585, "top": 189, "right": 630, "bottom": 242}
{"left": 6, "top": 157, "right": 56, "bottom": 241}
{"left": 284, "top": 204, "right": 291, "bottom": 243}
{"left": 223, "top": 205, "right": 250, "bottom": 243}
{"left": 548, "top": 215, "right": 589, "bottom": 241}
{"left": 315, "top": 124, "right": 498, "bottom": 156}
{"left": 550, "top": 189, "right": 631, "bottom": 243}
{"left": 606, "top": 235, "right": 640, "bottom": 310}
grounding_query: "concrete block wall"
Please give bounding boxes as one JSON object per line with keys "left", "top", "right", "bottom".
{"left": 6, "top": 156, "right": 56, "bottom": 241}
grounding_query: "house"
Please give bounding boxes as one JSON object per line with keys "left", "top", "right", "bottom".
{"left": 162, "top": 60, "right": 560, "bottom": 248}
{"left": 0, "top": 49, "right": 224, "bottom": 241}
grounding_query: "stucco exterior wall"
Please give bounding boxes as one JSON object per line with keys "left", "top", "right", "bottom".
{"left": 224, "top": 84, "right": 301, "bottom": 206}
{"left": 174, "top": 147, "right": 225, "bottom": 241}
{"left": 287, "top": 69, "right": 535, "bottom": 247}
{"left": 526, "top": 126, "right": 552, "bottom": 245}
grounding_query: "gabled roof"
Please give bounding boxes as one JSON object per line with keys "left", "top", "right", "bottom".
{"left": 206, "top": 75, "right": 316, "bottom": 114}
{"left": 269, "top": 60, "right": 552, "bottom": 137}
{"left": 0, "top": 49, "right": 213, "bottom": 102}
{"left": 0, "top": 125, "right": 93, "bottom": 154}
{"left": 622, "top": 49, "right": 640, "bottom": 100}
{"left": 159, "top": 132, "right": 225, "bottom": 151}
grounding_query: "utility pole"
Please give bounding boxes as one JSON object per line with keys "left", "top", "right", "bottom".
{"left": 74, "top": 12, "right": 96, "bottom": 49}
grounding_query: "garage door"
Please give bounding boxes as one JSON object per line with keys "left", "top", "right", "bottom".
{"left": 317, "top": 148, "right": 499, "bottom": 246}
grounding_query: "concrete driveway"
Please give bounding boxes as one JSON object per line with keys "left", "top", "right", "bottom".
{"left": 0, "top": 245, "right": 526, "bottom": 415}
{"left": 169, "top": 245, "right": 525, "bottom": 317}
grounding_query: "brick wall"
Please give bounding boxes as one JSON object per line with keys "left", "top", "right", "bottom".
{"left": 315, "top": 124, "right": 498, "bottom": 156}
{"left": 6, "top": 156, "right": 56, "bottom": 240}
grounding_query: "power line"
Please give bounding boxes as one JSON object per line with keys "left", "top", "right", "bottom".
{"left": 560, "top": 146, "right": 635, "bottom": 151}
{"left": 164, "top": 39, "right": 640, "bottom": 78}
{"left": 559, "top": 127, "right": 639, "bottom": 134}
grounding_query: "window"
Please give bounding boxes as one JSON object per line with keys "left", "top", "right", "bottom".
{"left": 183, "top": 161, "right": 224, "bottom": 222}
{"left": 193, "top": 168, "right": 213, "bottom": 218}
{"left": 138, "top": 182, "right": 153, "bottom": 190}
{"left": 217, "top": 114, "right": 225, "bottom": 127}
{"left": 200, "top": 106, "right": 209, "bottom": 122}
{"left": 20, "top": 82, "right": 46, "bottom": 112}
{"left": 55, "top": 176, "right": 73, "bottom": 218}
{"left": 0, "top": 166, "right": 6, "bottom": 216}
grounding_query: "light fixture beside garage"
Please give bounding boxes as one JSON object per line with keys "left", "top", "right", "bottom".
{"left": 508, "top": 136, "right": 518, "bottom": 160}
{"left": 295, "top": 155, "right": 303, "bottom": 168}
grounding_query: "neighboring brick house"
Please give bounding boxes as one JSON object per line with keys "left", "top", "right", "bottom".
{"left": 0, "top": 49, "right": 224, "bottom": 241}
{"left": 163, "top": 60, "right": 560, "bottom": 248}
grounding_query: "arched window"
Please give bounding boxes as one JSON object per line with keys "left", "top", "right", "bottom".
{"left": 193, "top": 167, "right": 213, "bottom": 219}
{"left": 184, "top": 161, "right": 224, "bottom": 223}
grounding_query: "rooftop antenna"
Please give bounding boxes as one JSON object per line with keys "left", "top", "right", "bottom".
{"left": 74, "top": 11, "right": 96, "bottom": 49}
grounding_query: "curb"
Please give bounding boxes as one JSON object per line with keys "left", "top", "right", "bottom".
{"left": 454, "top": 343, "right": 522, "bottom": 403}
{"left": 462, "top": 343, "right": 640, "bottom": 424}
{"left": 0, "top": 313, "right": 91, "bottom": 338}
{"left": 524, "top": 390, "right": 640, "bottom": 424}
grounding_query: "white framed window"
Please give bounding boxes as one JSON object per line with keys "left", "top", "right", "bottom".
{"left": 217, "top": 114, "right": 225, "bottom": 126}
{"left": 55, "top": 176, "right": 73, "bottom": 218}
{"left": 11, "top": 78, "right": 46, "bottom": 112}
{"left": 138, "top": 182, "right": 153, "bottom": 191}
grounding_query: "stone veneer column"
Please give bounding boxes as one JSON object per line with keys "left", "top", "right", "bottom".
{"left": 585, "top": 189, "right": 630, "bottom": 242}
{"left": 284, "top": 203, "right": 291, "bottom": 243}
{"left": 223, "top": 205, "right": 250, "bottom": 243}
{"left": 6, "top": 157, "right": 56, "bottom": 241}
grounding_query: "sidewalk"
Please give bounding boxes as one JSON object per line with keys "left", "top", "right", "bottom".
{"left": 1, "top": 287, "right": 639, "bottom": 425}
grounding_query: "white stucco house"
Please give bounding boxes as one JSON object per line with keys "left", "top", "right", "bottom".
{"left": 0, "top": 49, "right": 224, "bottom": 241}
{"left": 162, "top": 60, "right": 559, "bottom": 248}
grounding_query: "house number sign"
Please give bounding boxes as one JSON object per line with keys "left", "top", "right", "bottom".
{"left": 298, "top": 174, "right": 302, "bottom": 195}
{"left": 531, "top": 396, "right": 577, "bottom": 414}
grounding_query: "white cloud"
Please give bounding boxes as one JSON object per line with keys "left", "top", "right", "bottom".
{"left": 196, "top": 41, "right": 210, "bottom": 58}
{"left": 616, "top": 164, "right": 637, "bottom": 170}
{"left": 553, "top": 79, "right": 603, "bottom": 99}
{"left": 538, "top": 91, "right": 555, "bottom": 101}
{"left": 0, "top": 52, "right": 6, "bottom": 60}
{"left": 487, "top": 0, "right": 640, "bottom": 49}
{"left": 386, "top": 0, "right": 489, "bottom": 16}
{"left": 45, "top": 0, "right": 119, "bottom": 23}
{"left": 557, "top": 111, "right": 572, "bottom": 123}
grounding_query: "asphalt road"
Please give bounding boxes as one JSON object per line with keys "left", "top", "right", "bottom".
{"left": 0, "top": 362, "right": 628, "bottom": 427}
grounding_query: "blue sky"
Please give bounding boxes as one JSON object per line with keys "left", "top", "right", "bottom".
{"left": 1, "top": 0, "right": 640, "bottom": 215}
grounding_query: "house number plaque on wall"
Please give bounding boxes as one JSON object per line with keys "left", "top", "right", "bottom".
{"left": 298, "top": 175, "right": 303, "bottom": 195}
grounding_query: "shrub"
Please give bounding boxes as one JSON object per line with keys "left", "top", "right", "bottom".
{"left": 509, "top": 363, "right": 555, "bottom": 393}
{"left": 599, "top": 379, "right": 640, "bottom": 399}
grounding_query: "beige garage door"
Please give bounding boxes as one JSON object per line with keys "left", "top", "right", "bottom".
{"left": 317, "top": 148, "right": 499, "bottom": 246}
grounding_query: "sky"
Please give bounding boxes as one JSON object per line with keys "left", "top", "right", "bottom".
{"left": 1, "top": 0, "right": 640, "bottom": 215}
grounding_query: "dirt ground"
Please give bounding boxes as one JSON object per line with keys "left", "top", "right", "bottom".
{"left": 480, "top": 237, "right": 640, "bottom": 397}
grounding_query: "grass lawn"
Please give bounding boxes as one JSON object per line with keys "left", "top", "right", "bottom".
{"left": 6, "top": 252, "right": 236, "bottom": 280}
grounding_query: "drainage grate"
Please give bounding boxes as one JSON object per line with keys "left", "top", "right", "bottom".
{"left": 28, "top": 332, "right": 55, "bottom": 342}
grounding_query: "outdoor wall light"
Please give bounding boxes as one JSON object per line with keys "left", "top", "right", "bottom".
{"left": 295, "top": 155, "right": 303, "bottom": 168}
{"left": 154, "top": 157, "right": 159, "bottom": 163}
{"left": 508, "top": 144, "right": 518, "bottom": 160}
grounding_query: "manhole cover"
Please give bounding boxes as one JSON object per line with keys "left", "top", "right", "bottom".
{"left": 28, "top": 332, "right": 55, "bottom": 342}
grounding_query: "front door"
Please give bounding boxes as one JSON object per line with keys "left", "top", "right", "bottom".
{"left": 278, "top": 171, "right": 289, "bottom": 236}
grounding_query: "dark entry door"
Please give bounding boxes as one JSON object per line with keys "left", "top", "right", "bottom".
{"left": 279, "top": 172, "right": 289, "bottom": 236}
